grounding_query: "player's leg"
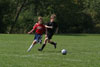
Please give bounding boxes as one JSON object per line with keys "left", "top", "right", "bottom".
{"left": 27, "top": 40, "right": 37, "bottom": 52}
{"left": 48, "top": 34, "right": 57, "bottom": 48}
{"left": 27, "top": 34, "right": 39, "bottom": 52}
{"left": 48, "top": 39, "right": 57, "bottom": 48}
{"left": 38, "top": 35, "right": 42, "bottom": 44}
{"left": 38, "top": 37, "right": 48, "bottom": 51}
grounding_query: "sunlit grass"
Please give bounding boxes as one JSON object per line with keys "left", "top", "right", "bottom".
{"left": 0, "top": 34, "right": 100, "bottom": 67}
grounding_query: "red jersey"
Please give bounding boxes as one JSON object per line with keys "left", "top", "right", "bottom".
{"left": 33, "top": 23, "right": 45, "bottom": 35}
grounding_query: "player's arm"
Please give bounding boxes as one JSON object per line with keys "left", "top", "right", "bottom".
{"left": 55, "top": 27, "right": 59, "bottom": 34}
{"left": 45, "top": 28, "right": 48, "bottom": 38}
{"left": 45, "top": 22, "right": 53, "bottom": 29}
{"left": 44, "top": 25, "right": 47, "bottom": 37}
{"left": 55, "top": 23, "right": 58, "bottom": 34}
{"left": 45, "top": 25, "right": 53, "bottom": 29}
{"left": 28, "top": 29, "right": 34, "bottom": 34}
{"left": 28, "top": 24, "right": 37, "bottom": 34}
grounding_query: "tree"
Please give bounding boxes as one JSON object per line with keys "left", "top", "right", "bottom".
{"left": 0, "top": 0, "right": 11, "bottom": 33}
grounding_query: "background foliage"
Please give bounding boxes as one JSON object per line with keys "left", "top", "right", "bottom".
{"left": 0, "top": 0, "right": 100, "bottom": 33}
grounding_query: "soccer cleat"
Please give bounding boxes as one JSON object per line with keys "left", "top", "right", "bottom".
{"left": 27, "top": 44, "right": 33, "bottom": 52}
{"left": 27, "top": 49, "right": 31, "bottom": 52}
{"left": 54, "top": 43, "right": 57, "bottom": 48}
{"left": 38, "top": 48, "right": 43, "bottom": 51}
{"left": 39, "top": 41, "right": 42, "bottom": 44}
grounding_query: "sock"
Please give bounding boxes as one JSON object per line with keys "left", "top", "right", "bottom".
{"left": 50, "top": 42, "right": 56, "bottom": 48}
{"left": 27, "top": 44, "right": 34, "bottom": 52}
{"left": 39, "top": 40, "right": 42, "bottom": 44}
{"left": 50, "top": 42, "right": 56, "bottom": 45}
{"left": 40, "top": 44, "right": 46, "bottom": 50}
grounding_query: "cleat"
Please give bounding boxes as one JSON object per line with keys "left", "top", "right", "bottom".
{"left": 38, "top": 48, "right": 42, "bottom": 51}
{"left": 39, "top": 41, "right": 42, "bottom": 44}
{"left": 27, "top": 49, "right": 31, "bottom": 52}
{"left": 54, "top": 43, "right": 57, "bottom": 48}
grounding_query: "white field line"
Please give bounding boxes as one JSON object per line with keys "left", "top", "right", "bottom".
{"left": 1, "top": 51, "right": 98, "bottom": 62}
{"left": 0, "top": 53, "right": 60, "bottom": 58}
{"left": 0, "top": 53, "right": 84, "bottom": 62}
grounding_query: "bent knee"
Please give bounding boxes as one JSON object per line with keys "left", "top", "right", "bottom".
{"left": 45, "top": 37, "right": 48, "bottom": 40}
{"left": 48, "top": 40, "right": 51, "bottom": 43}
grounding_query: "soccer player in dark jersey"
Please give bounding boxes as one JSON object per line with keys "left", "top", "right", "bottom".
{"left": 38, "top": 14, "right": 58, "bottom": 51}
{"left": 27, "top": 16, "right": 45, "bottom": 52}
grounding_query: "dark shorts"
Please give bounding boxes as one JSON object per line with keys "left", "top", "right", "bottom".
{"left": 47, "top": 33, "right": 54, "bottom": 39}
{"left": 34, "top": 33, "right": 42, "bottom": 42}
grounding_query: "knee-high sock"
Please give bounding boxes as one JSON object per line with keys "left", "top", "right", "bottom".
{"left": 27, "top": 44, "right": 34, "bottom": 52}
{"left": 41, "top": 44, "right": 46, "bottom": 50}
{"left": 50, "top": 42, "right": 56, "bottom": 45}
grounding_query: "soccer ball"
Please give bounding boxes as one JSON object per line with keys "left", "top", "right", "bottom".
{"left": 61, "top": 49, "right": 67, "bottom": 55}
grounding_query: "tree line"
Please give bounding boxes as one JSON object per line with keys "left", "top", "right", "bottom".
{"left": 0, "top": 0, "right": 100, "bottom": 34}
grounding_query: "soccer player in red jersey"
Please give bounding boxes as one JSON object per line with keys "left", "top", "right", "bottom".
{"left": 27, "top": 16, "right": 45, "bottom": 52}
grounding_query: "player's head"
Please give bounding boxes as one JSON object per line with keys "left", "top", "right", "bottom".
{"left": 50, "top": 14, "right": 56, "bottom": 19}
{"left": 38, "top": 16, "right": 43, "bottom": 24}
{"left": 50, "top": 14, "right": 56, "bottom": 22}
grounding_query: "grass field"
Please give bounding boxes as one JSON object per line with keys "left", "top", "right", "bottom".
{"left": 0, "top": 34, "right": 100, "bottom": 67}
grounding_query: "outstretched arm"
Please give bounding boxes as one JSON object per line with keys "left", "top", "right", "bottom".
{"left": 55, "top": 27, "right": 59, "bottom": 34}
{"left": 45, "top": 25, "right": 53, "bottom": 29}
{"left": 28, "top": 29, "right": 34, "bottom": 34}
{"left": 28, "top": 24, "right": 37, "bottom": 34}
{"left": 45, "top": 28, "right": 47, "bottom": 35}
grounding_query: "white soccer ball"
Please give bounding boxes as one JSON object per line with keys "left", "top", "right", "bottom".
{"left": 61, "top": 49, "right": 67, "bottom": 55}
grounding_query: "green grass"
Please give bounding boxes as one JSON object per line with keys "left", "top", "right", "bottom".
{"left": 0, "top": 34, "right": 100, "bottom": 67}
